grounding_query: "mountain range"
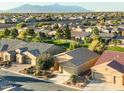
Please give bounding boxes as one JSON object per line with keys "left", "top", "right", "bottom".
{"left": 1, "top": 4, "right": 90, "bottom": 13}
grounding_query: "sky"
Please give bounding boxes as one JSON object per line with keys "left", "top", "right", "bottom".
{"left": 0, "top": 2, "right": 124, "bottom": 11}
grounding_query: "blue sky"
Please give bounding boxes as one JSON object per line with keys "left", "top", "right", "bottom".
{"left": 0, "top": 2, "right": 124, "bottom": 11}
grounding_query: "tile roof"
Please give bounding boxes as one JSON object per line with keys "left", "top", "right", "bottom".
{"left": 71, "top": 31, "right": 91, "bottom": 37}
{"left": 29, "top": 49, "right": 41, "bottom": 56}
{"left": 56, "top": 47, "right": 99, "bottom": 66}
{"left": 0, "top": 38, "right": 23, "bottom": 51}
{"left": 107, "top": 60, "right": 124, "bottom": 74}
{"left": 0, "top": 38, "right": 64, "bottom": 56}
{"left": 1, "top": 44, "right": 8, "bottom": 51}
{"left": 95, "top": 50, "right": 124, "bottom": 66}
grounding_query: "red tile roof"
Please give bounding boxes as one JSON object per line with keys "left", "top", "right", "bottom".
{"left": 95, "top": 50, "right": 124, "bottom": 66}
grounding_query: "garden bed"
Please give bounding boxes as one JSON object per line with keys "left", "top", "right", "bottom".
{"left": 63, "top": 75, "right": 89, "bottom": 89}
{"left": 19, "top": 66, "right": 57, "bottom": 80}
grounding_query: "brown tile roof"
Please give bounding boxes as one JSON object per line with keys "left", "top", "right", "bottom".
{"left": 95, "top": 50, "right": 124, "bottom": 66}
{"left": 55, "top": 47, "right": 99, "bottom": 66}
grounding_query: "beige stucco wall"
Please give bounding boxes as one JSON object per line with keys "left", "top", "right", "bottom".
{"left": 59, "top": 66, "right": 72, "bottom": 75}
{"left": 0, "top": 51, "right": 5, "bottom": 60}
{"left": 23, "top": 51, "right": 37, "bottom": 66}
{"left": 16, "top": 54, "right": 24, "bottom": 64}
{"left": 55, "top": 54, "right": 99, "bottom": 76}
{"left": 92, "top": 62, "right": 124, "bottom": 86}
{"left": 31, "top": 58, "right": 37, "bottom": 66}
{"left": 3, "top": 52, "right": 11, "bottom": 61}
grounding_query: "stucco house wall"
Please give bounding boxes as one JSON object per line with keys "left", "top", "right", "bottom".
{"left": 92, "top": 62, "right": 124, "bottom": 86}
{"left": 60, "top": 62, "right": 78, "bottom": 75}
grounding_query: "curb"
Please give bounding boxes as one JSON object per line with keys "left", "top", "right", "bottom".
{"left": 1, "top": 68, "right": 82, "bottom": 90}
{"left": 1, "top": 87, "right": 15, "bottom": 91}
{"left": 1, "top": 68, "right": 52, "bottom": 83}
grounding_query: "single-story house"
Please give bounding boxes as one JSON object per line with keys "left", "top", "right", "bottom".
{"left": 92, "top": 50, "right": 124, "bottom": 86}
{"left": 91, "top": 32, "right": 115, "bottom": 42}
{"left": 116, "top": 36, "right": 124, "bottom": 44}
{"left": 71, "top": 31, "right": 91, "bottom": 40}
{"left": 0, "top": 38, "right": 64, "bottom": 65}
{"left": 54, "top": 47, "right": 99, "bottom": 75}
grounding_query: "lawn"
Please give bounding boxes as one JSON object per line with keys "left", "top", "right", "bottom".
{"left": 43, "top": 39, "right": 70, "bottom": 49}
{"left": 107, "top": 46, "right": 124, "bottom": 52}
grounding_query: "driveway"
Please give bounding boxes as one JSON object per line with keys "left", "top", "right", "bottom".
{"left": 0, "top": 70, "right": 78, "bottom": 91}
{"left": 6, "top": 64, "right": 70, "bottom": 84}
{"left": 6, "top": 64, "right": 31, "bottom": 72}
{"left": 50, "top": 72, "right": 70, "bottom": 84}
{"left": 83, "top": 80, "right": 124, "bottom": 91}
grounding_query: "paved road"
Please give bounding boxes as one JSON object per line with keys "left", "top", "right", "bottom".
{"left": 0, "top": 70, "right": 78, "bottom": 91}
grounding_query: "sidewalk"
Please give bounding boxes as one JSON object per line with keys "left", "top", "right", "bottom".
{"left": 1, "top": 68, "right": 82, "bottom": 90}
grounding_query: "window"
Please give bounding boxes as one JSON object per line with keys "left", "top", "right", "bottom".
{"left": 113, "top": 76, "right": 116, "bottom": 84}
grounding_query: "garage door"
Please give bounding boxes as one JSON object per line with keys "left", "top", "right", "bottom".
{"left": 25, "top": 58, "right": 31, "bottom": 64}
{"left": 62, "top": 66, "right": 77, "bottom": 75}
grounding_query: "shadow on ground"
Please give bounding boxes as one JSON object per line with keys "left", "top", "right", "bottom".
{"left": 1, "top": 75, "right": 51, "bottom": 83}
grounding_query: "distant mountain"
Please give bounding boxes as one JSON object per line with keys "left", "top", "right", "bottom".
{"left": 5, "top": 4, "right": 90, "bottom": 13}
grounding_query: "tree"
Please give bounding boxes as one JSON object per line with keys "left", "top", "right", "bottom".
{"left": 55, "top": 28, "right": 63, "bottom": 39}
{"left": 16, "top": 22, "right": 27, "bottom": 29}
{"left": 3, "top": 28, "right": 10, "bottom": 36}
{"left": 32, "top": 37, "right": 42, "bottom": 42}
{"left": 84, "top": 37, "right": 92, "bottom": 44}
{"left": 26, "top": 28, "right": 35, "bottom": 36}
{"left": 17, "top": 31, "right": 27, "bottom": 40}
{"left": 92, "top": 27, "right": 99, "bottom": 35}
{"left": 36, "top": 32, "right": 46, "bottom": 39}
{"left": 53, "top": 23, "right": 59, "bottom": 30}
{"left": 25, "top": 36, "right": 33, "bottom": 42}
{"left": 89, "top": 35, "right": 105, "bottom": 53}
{"left": 9, "top": 28, "right": 18, "bottom": 38}
{"left": 69, "top": 41, "right": 80, "bottom": 50}
{"left": 36, "top": 53, "right": 53, "bottom": 75}
{"left": 63, "top": 25, "right": 71, "bottom": 39}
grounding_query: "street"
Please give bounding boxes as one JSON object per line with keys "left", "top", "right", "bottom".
{"left": 0, "top": 70, "right": 78, "bottom": 91}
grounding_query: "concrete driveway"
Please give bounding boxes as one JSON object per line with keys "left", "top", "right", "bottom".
{"left": 50, "top": 72, "right": 70, "bottom": 84}
{"left": 83, "top": 80, "right": 124, "bottom": 91}
{"left": 6, "top": 64, "right": 31, "bottom": 72}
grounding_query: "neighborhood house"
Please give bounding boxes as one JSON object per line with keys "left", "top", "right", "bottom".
{"left": 0, "top": 39, "right": 64, "bottom": 65}
{"left": 92, "top": 50, "right": 124, "bottom": 86}
{"left": 54, "top": 47, "right": 99, "bottom": 75}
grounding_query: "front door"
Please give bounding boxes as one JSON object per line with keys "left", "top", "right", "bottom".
{"left": 122, "top": 75, "right": 124, "bottom": 85}
{"left": 113, "top": 76, "right": 116, "bottom": 84}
